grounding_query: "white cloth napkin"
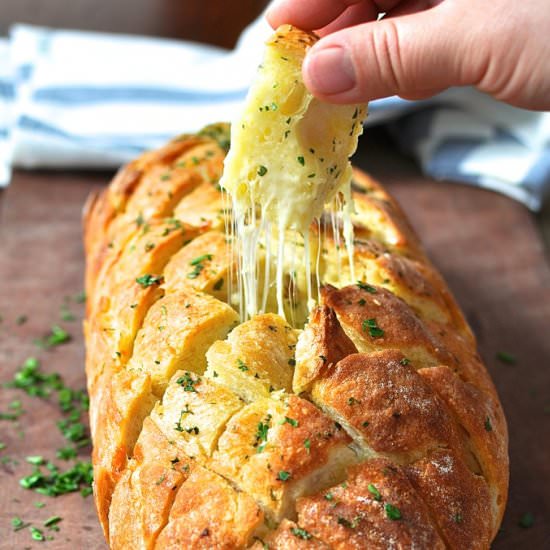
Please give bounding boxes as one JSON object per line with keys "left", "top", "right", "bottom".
{"left": 0, "top": 16, "right": 549, "bottom": 210}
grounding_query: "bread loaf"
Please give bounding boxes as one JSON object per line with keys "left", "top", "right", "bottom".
{"left": 83, "top": 27, "right": 508, "bottom": 550}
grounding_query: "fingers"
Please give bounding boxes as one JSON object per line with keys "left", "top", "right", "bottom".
{"left": 302, "top": 2, "right": 487, "bottom": 103}
{"left": 266, "top": 0, "right": 407, "bottom": 31}
{"left": 384, "top": 0, "right": 443, "bottom": 18}
{"left": 267, "top": 0, "right": 362, "bottom": 31}
{"left": 316, "top": 2, "right": 379, "bottom": 37}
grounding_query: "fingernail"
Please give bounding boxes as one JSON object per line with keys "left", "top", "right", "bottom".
{"left": 305, "top": 46, "right": 356, "bottom": 95}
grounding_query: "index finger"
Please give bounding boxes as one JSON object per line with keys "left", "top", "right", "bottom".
{"left": 266, "top": 0, "right": 403, "bottom": 31}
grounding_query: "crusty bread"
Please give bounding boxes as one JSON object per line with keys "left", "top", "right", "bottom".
{"left": 83, "top": 27, "right": 508, "bottom": 550}
{"left": 84, "top": 135, "right": 508, "bottom": 548}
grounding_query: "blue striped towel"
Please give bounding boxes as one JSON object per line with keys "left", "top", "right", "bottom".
{"left": 1, "top": 17, "right": 549, "bottom": 210}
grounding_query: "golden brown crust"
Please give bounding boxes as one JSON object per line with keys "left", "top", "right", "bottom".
{"left": 155, "top": 465, "right": 264, "bottom": 549}
{"left": 310, "top": 351, "right": 463, "bottom": 458}
{"left": 321, "top": 283, "right": 453, "bottom": 367}
{"left": 163, "top": 230, "right": 232, "bottom": 299}
{"left": 108, "top": 418, "right": 190, "bottom": 550}
{"left": 266, "top": 25, "right": 318, "bottom": 56}
{"left": 84, "top": 110, "right": 507, "bottom": 546}
{"left": 405, "top": 449, "right": 493, "bottom": 550}
{"left": 252, "top": 519, "right": 330, "bottom": 549}
{"left": 294, "top": 305, "right": 357, "bottom": 394}
{"left": 296, "top": 459, "right": 446, "bottom": 549}
{"left": 419, "top": 366, "right": 509, "bottom": 531}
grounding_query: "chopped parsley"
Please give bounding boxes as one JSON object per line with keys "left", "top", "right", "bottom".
{"left": 496, "top": 351, "right": 516, "bottom": 365}
{"left": 30, "top": 526, "right": 46, "bottom": 541}
{"left": 281, "top": 416, "right": 299, "bottom": 428}
{"left": 135, "top": 274, "right": 163, "bottom": 288}
{"left": 190, "top": 254, "right": 213, "bottom": 266}
{"left": 187, "top": 254, "right": 212, "bottom": 279}
{"left": 186, "top": 265, "right": 203, "bottom": 279}
{"left": 367, "top": 483, "right": 382, "bottom": 501}
{"left": 176, "top": 373, "right": 200, "bottom": 393}
{"left": 34, "top": 325, "right": 71, "bottom": 349}
{"left": 362, "top": 318, "right": 384, "bottom": 338}
{"left": 213, "top": 278, "right": 224, "bottom": 291}
{"left": 56, "top": 446, "right": 77, "bottom": 461}
{"left": 347, "top": 397, "right": 359, "bottom": 406}
{"left": 337, "top": 516, "right": 360, "bottom": 529}
{"left": 297, "top": 156, "right": 305, "bottom": 166}
{"left": 43, "top": 516, "right": 62, "bottom": 528}
{"left": 385, "top": 503, "right": 402, "bottom": 520}
{"left": 60, "top": 303, "right": 75, "bottom": 322}
{"left": 6, "top": 358, "right": 54, "bottom": 397}
{"left": 26, "top": 456, "right": 45, "bottom": 466}
{"left": 4, "top": 356, "right": 91, "bottom": 470}
{"left": 357, "top": 281, "right": 376, "bottom": 292}
{"left": 291, "top": 527, "right": 312, "bottom": 540}
{"left": 304, "top": 438, "right": 311, "bottom": 453}
{"left": 19, "top": 460, "right": 93, "bottom": 497}
{"left": 254, "top": 415, "right": 271, "bottom": 452}
{"left": 12, "top": 517, "right": 27, "bottom": 531}
{"left": 162, "top": 218, "right": 183, "bottom": 236}
{"left": 57, "top": 419, "right": 88, "bottom": 445}
{"left": 257, "top": 165, "right": 268, "bottom": 176}
{"left": 1, "top": 399, "right": 24, "bottom": 421}
{"left": 73, "top": 291, "right": 86, "bottom": 304}
{"left": 237, "top": 359, "right": 249, "bottom": 371}
{"left": 518, "top": 512, "right": 535, "bottom": 528}
{"left": 400, "top": 358, "right": 411, "bottom": 366}
{"left": 484, "top": 416, "right": 493, "bottom": 432}
{"left": 324, "top": 492, "right": 334, "bottom": 501}
{"left": 277, "top": 470, "right": 291, "bottom": 482}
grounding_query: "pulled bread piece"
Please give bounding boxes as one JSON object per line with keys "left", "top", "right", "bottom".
{"left": 83, "top": 26, "right": 508, "bottom": 550}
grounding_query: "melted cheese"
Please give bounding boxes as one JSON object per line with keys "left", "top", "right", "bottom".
{"left": 220, "top": 25, "right": 367, "bottom": 324}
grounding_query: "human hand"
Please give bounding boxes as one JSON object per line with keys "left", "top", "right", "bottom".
{"left": 266, "top": 0, "right": 550, "bottom": 110}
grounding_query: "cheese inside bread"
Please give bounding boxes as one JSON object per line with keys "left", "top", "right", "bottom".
{"left": 220, "top": 25, "right": 366, "bottom": 321}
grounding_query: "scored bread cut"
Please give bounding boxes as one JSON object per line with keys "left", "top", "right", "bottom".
{"left": 83, "top": 25, "right": 508, "bottom": 550}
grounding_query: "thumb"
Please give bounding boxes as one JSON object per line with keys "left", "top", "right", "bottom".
{"left": 303, "top": 4, "right": 486, "bottom": 103}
